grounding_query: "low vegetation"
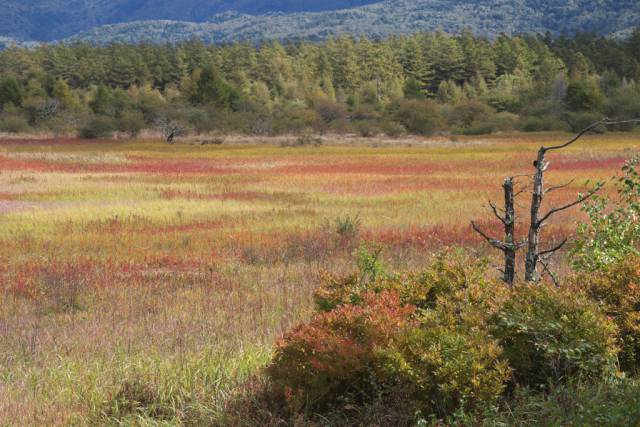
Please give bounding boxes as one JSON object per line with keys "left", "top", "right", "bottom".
{"left": 0, "top": 133, "right": 639, "bottom": 425}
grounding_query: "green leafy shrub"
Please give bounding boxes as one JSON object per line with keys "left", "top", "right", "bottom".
{"left": 312, "top": 98, "right": 347, "bottom": 124}
{"left": 379, "top": 316, "right": 510, "bottom": 417}
{"left": 459, "top": 120, "right": 494, "bottom": 135}
{"left": 572, "top": 156, "right": 640, "bottom": 272}
{"left": 354, "top": 120, "right": 380, "bottom": 137}
{"left": 381, "top": 120, "right": 407, "bottom": 137}
{"left": 267, "top": 291, "right": 417, "bottom": 412}
{"left": 449, "top": 99, "right": 495, "bottom": 129}
{"left": 490, "top": 283, "right": 618, "bottom": 387}
{"left": 79, "top": 115, "right": 117, "bottom": 139}
{"left": 520, "top": 115, "right": 570, "bottom": 133}
{"left": 389, "top": 99, "right": 443, "bottom": 136}
{"left": 314, "top": 250, "right": 490, "bottom": 313}
{"left": 0, "top": 114, "right": 30, "bottom": 133}
{"left": 490, "top": 111, "right": 519, "bottom": 132}
{"left": 575, "top": 256, "right": 640, "bottom": 372}
{"left": 117, "top": 109, "right": 146, "bottom": 137}
{"left": 485, "top": 378, "right": 640, "bottom": 427}
{"left": 564, "top": 111, "right": 606, "bottom": 133}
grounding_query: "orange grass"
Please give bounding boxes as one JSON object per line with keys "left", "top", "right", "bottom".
{"left": 0, "top": 132, "right": 637, "bottom": 424}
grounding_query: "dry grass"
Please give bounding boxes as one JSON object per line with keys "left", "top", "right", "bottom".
{"left": 0, "top": 132, "right": 637, "bottom": 425}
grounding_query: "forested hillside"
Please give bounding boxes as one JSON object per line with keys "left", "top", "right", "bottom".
{"left": 1, "top": 30, "right": 640, "bottom": 138}
{"left": 1, "top": 0, "right": 640, "bottom": 43}
{"left": 0, "top": 0, "right": 379, "bottom": 42}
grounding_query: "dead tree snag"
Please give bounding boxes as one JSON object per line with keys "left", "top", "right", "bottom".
{"left": 473, "top": 117, "right": 640, "bottom": 285}
{"left": 472, "top": 177, "right": 526, "bottom": 285}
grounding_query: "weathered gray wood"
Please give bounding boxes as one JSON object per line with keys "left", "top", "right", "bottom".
{"left": 471, "top": 176, "right": 523, "bottom": 286}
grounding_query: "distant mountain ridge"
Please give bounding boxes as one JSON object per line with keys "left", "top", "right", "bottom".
{"left": 0, "top": 0, "right": 380, "bottom": 42}
{"left": 2, "top": 0, "right": 640, "bottom": 44}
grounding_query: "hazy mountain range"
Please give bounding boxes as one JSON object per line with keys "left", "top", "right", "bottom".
{"left": 1, "top": 0, "right": 639, "bottom": 45}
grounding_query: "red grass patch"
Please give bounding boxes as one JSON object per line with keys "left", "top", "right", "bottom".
{"left": 0, "top": 138, "right": 113, "bottom": 146}
{"left": 553, "top": 156, "right": 628, "bottom": 172}
{"left": 160, "top": 189, "right": 308, "bottom": 204}
{"left": 273, "top": 162, "right": 454, "bottom": 176}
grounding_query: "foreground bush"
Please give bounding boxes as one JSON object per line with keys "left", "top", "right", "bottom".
{"left": 269, "top": 253, "right": 512, "bottom": 420}
{"left": 576, "top": 256, "right": 640, "bottom": 373}
{"left": 314, "top": 250, "right": 489, "bottom": 312}
{"left": 571, "top": 156, "right": 640, "bottom": 272}
{"left": 491, "top": 283, "right": 618, "bottom": 387}
{"left": 380, "top": 316, "right": 510, "bottom": 417}
{"left": 486, "top": 378, "right": 640, "bottom": 427}
{"left": 265, "top": 250, "right": 631, "bottom": 423}
{"left": 267, "top": 291, "right": 416, "bottom": 412}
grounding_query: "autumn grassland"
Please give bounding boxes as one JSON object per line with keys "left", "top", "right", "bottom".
{"left": 0, "top": 133, "right": 637, "bottom": 424}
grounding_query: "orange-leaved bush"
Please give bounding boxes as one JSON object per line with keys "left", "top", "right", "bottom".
{"left": 267, "top": 291, "right": 416, "bottom": 412}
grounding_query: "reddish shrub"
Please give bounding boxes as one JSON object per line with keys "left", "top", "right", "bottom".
{"left": 267, "top": 291, "right": 416, "bottom": 411}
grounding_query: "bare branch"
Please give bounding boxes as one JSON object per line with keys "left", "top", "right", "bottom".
{"left": 544, "top": 179, "right": 575, "bottom": 195}
{"left": 471, "top": 221, "right": 507, "bottom": 252}
{"left": 537, "top": 184, "right": 602, "bottom": 227}
{"left": 511, "top": 173, "right": 536, "bottom": 179}
{"left": 514, "top": 239, "right": 529, "bottom": 250}
{"left": 544, "top": 119, "right": 608, "bottom": 151}
{"left": 603, "top": 118, "right": 640, "bottom": 127}
{"left": 488, "top": 201, "right": 507, "bottom": 225}
{"left": 539, "top": 258, "right": 560, "bottom": 287}
{"left": 539, "top": 238, "right": 568, "bottom": 256}
{"left": 545, "top": 118, "right": 640, "bottom": 152}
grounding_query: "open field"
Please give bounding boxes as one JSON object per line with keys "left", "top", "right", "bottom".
{"left": 0, "top": 133, "right": 638, "bottom": 425}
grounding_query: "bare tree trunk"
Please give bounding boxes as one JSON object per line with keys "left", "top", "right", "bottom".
{"left": 472, "top": 176, "right": 523, "bottom": 286}
{"left": 525, "top": 148, "right": 546, "bottom": 281}
{"left": 502, "top": 177, "right": 516, "bottom": 284}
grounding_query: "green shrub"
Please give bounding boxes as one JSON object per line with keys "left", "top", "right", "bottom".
{"left": 449, "top": 99, "right": 495, "bottom": 129}
{"left": 272, "top": 105, "right": 321, "bottom": 134}
{"left": 314, "top": 251, "right": 490, "bottom": 313}
{"left": 485, "top": 378, "right": 640, "bottom": 427}
{"left": 354, "top": 120, "right": 380, "bottom": 137}
{"left": 79, "top": 115, "right": 117, "bottom": 139}
{"left": 490, "top": 112, "right": 519, "bottom": 132}
{"left": 490, "top": 283, "right": 618, "bottom": 387}
{"left": 117, "top": 109, "right": 146, "bottom": 137}
{"left": 521, "top": 117, "right": 549, "bottom": 132}
{"left": 379, "top": 316, "right": 510, "bottom": 417}
{"left": 520, "top": 115, "right": 571, "bottom": 133}
{"left": 565, "top": 78, "right": 604, "bottom": 112}
{"left": 459, "top": 120, "right": 494, "bottom": 135}
{"left": 0, "top": 114, "right": 30, "bottom": 133}
{"left": 381, "top": 120, "right": 407, "bottom": 137}
{"left": 575, "top": 256, "right": 640, "bottom": 373}
{"left": 564, "top": 111, "right": 606, "bottom": 133}
{"left": 312, "top": 98, "right": 347, "bottom": 124}
{"left": 389, "top": 99, "right": 443, "bottom": 136}
{"left": 572, "top": 156, "right": 640, "bottom": 272}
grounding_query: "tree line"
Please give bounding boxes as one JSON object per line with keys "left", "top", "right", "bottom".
{"left": 1, "top": 29, "right": 640, "bottom": 138}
